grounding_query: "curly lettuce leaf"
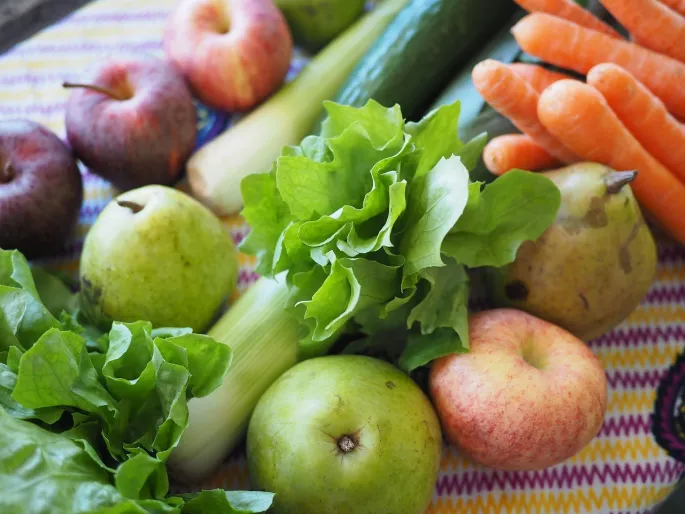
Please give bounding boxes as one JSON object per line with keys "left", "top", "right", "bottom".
{"left": 399, "top": 156, "right": 470, "bottom": 278}
{"left": 0, "top": 251, "right": 62, "bottom": 353}
{"left": 9, "top": 318, "right": 231, "bottom": 462}
{"left": 114, "top": 453, "right": 169, "bottom": 501}
{"left": 239, "top": 170, "right": 294, "bottom": 277}
{"left": 0, "top": 407, "right": 121, "bottom": 514}
{"left": 398, "top": 329, "right": 469, "bottom": 373}
{"left": 297, "top": 255, "right": 401, "bottom": 356}
{"left": 442, "top": 170, "right": 561, "bottom": 267}
{"left": 175, "top": 491, "right": 275, "bottom": 514}
{"left": 407, "top": 260, "right": 470, "bottom": 343}
{"left": 405, "top": 101, "right": 485, "bottom": 179}
{"left": 31, "top": 266, "right": 78, "bottom": 318}
{"left": 0, "top": 249, "right": 269, "bottom": 513}
{"left": 13, "top": 328, "right": 116, "bottom": 414}
{"left": 240, "top": 100, "right": 560, "bottom": 369}
{"left": 0, "top": 408, "right": 274, "bottom": 514}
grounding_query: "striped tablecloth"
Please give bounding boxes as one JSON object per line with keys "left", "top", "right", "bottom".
{"left": 3, "top": 1, "right": 685, "bottom": 512}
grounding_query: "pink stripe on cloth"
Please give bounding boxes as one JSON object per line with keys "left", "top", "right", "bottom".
{"left": 590, "top": 325, "right": 685, "bottom": 348}
{"left": 598, "top": 415, "right": 652, "bottom": 438}
{"left": 606, "top": 369, "right": 667, "bottom": 390}
{"left": 435, "top": 461, "right": 685, "bottom": 495}
{"left": 644, "top": 285, "right": 685, "bottom": 304}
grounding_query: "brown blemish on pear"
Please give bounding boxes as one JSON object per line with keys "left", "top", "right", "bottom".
{"left": 488, "top": 163, "right": 657, "bottom": 342}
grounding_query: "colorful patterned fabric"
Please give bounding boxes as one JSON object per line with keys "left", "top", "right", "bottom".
{"left": 2, "top": 1, "right": 684, "bottom": 512}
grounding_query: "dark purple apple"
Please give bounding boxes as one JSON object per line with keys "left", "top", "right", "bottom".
{"left": 63, "top": 56, "right": 197, "bottom": 191}
{"left": 0, "top": 120, "right": 83, "bottom": 259}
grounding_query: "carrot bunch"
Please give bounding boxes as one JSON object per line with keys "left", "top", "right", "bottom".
{"left": 473, "top": 0, "right": 685, "bottom": 244}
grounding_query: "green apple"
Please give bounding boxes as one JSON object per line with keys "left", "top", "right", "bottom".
{"left": 79, "top": 185, "right": 238, "bottom": 332}
{"left": 246, "top": 355, "right": 442, "bottom": 514}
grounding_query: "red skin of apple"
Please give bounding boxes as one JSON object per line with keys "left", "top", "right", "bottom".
{"left": 163, "top": 0, "right": 293, "bottom": 112}
{"left": 429, "top": 308, "right": 607, "bottom": 471}
{"left": 0, "top": 120, "right": 83, "bottom": 259}
{"left": 64, "top": 56, "right": 197, "bottom": 191}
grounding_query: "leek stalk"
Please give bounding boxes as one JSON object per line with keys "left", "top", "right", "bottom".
{"left": 185, "top": 0, "right": 410, "bottom": 217}
{"left": 168, "top": 276, "right": 300, "bottom": 483}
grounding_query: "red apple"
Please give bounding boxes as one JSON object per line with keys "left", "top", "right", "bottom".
{"left": 429, "top": 308, "right": 607, "bottom": 471}
{"left": 64, "top": 56, "right": 197, "bottom": 191}
{"left": 0, "top": 120, "right": 83, "bottom": 259}
{"left": 163, "top": 0, "right": 293, "bottom": 112}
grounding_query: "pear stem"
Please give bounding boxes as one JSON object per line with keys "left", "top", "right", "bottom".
{"left": 0, "top": 161, "right": 15, "bottom": 183}
{"left": 337, "top": 435, "right": 356, "bottom": 453}
{"left": 117, "top": 200, "right": 144, "bottom": 213}
{"left": 604, "top": 170, "right": 638, "bottom": 195}
{"left": 62, "top": 82, "right": 127, "bottom": 101}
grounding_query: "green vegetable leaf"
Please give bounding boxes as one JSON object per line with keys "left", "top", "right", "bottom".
{"left": 31, "top": 267, "right": 78, "bottom": 318}
{"left": 407, "top": 260, "right": 470, "bottom": 345}
{"left": 240, "top": 100, "right": 560, "bottom": 370}
{"left": 298, "top": 255, "right": 400, "bottom": 356}
{"left": 399, "top": 156, "right": 470, "bottom": 277}
{"left": 88, "top": 500, "right": 179, "bottom": 514}
{"left": 276, "top": 123, "right": 403, "bottom": 222}
{"left": 240, "top": 170, "right": 294, "bottom": 277}
{"left": 0, "top": 252, "right": 62, "bottom": 353}
{"left": 0, "top": 248, "right": 264, "bottom": 513}
{"left": 176, "top": 490, "right": 275, "bottom": 514}
{"left": 114, "top": 453, "right": 169, "bottom": 501}
{"left": 398, "top": 329, "right": 468, "bottom": 372}
{"left": 0, "top": 250, "right": 40, "bottom": 296}
{"left": 154, "top": 333, "right": 232, "bottom": 398}
{"left": 12, "top": 329, "right": 116, "bottom": 414}
{"left": 0, "top": 362, "right": 62, "bottom": 423}
{"left": 321, "top": 99, "right": 404, "bottom": 145}
{"left": 0, "top": 407, "right": 122, "bottom": 514}
{"left": 442, "top": 170, "right": 561, "bottom": 267}
{"left": 405, "top": 101, "right": 464, "bottom": 179}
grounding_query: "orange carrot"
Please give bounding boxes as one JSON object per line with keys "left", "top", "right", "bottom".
{"left": 587, "top": 63, "right": 685, "bottom": 182}
{"left": 659, "top": 0, "right": 685, "bottom": 16}
{"left": 537, "top": 79, "right": 685, "bottom": 243}
{"left": 483, "top": 134, "right": 561, "bottom": 175}
{"left": 472, "top": 59, "right": 577, "bottom": 163}
{"left": 512, "top": 13, "right": 685, "bottom": 119}
{"left": 513, "top": 0, "right": 622, "bottom": 37}
{"left": 508, "top": 63, "right": 572, "bottom": 94}
{"left": 601, "top": 0, "right": 685, "bottom": 63}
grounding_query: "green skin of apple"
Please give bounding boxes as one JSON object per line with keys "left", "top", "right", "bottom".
{"left": 246, "top": 355, "right": 443, "bottom": 514}
{"left": 79, "top": 185, "right": 238, "bottom": 332}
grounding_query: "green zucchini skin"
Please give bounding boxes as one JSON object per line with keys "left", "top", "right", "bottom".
{"left": 330, "top": 0, "right": 517, "bottom": 121}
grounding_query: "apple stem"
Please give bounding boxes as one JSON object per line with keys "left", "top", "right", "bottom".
{"left": 337, "top": 435, "right": 356, "bottom": 453}
{"left": 0, "top": 162, "right": 14, "bottom": 183}
{"left": 604, "top": 171, "right": 638, "bottom": 195}
{"left": 62, "top": 82, "right": 127, "bottom": 101}
{"left": 117, "top": 200, "right": 144, "bottom": 213}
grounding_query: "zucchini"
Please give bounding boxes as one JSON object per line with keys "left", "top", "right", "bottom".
{"left": 429, "top": 11, "right": 525, "bottom": 133}
{"left": 327, "top": 0, "right": 517, "bottom": 123}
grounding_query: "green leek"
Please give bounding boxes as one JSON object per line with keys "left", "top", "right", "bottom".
{"left": 185, "top": 0, "right": 410, "bottom": 217}
{"left": 167, "top": 277, "right": 301, "bottom": 483}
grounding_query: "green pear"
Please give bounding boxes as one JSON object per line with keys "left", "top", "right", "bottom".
{"left": 80, "top": 185, "right": 238, "bottom": 332}
{"left": 485, "top": 162, "right": 657, "bottom": 341}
